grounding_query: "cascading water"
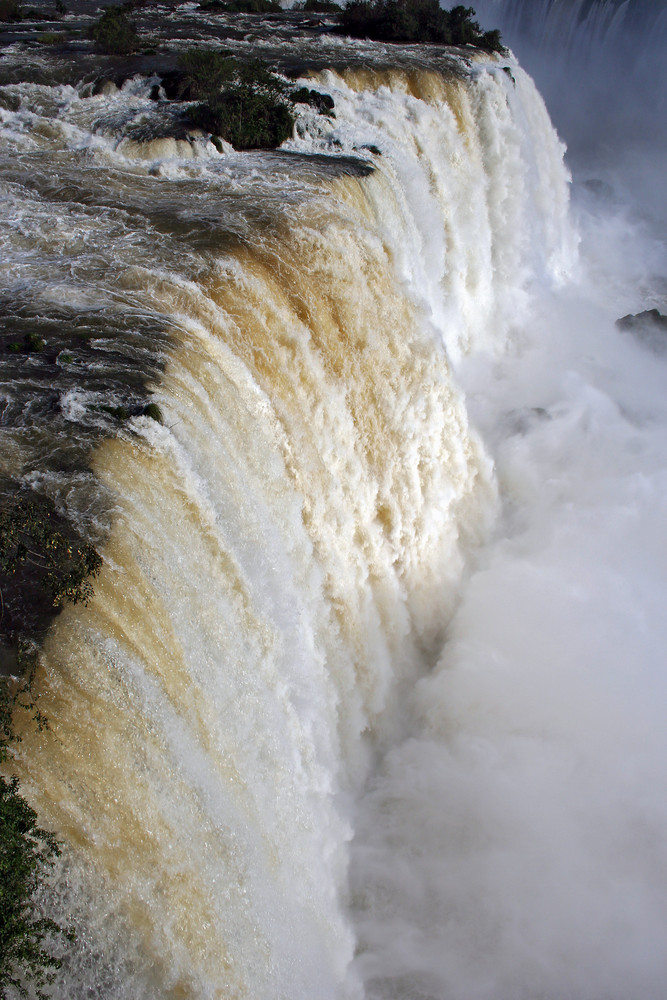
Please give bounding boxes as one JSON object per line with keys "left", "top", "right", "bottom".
{"left": 340, "top": 4, "right": 667, "bottom": 999}
{"left": 1, "top": 3, "right": 667, "bottom": 999}
{"left": 471, "top": 0, "right": 667, "bottom": 57}
{"left": 472, "top": 0, "right": 667, "bottom": 208}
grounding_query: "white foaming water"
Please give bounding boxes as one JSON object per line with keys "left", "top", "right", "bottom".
{"left": 4, "top": 34, "right": 666, "bottom": 1000}
{"left": 341, "top": 14, "right": 667, "bottom": 1000}
{"left": 350, "top": 208, "right": 667, "bottom": 999}
{"left": 289, "top": 63, "right": 574, "bottom": 362}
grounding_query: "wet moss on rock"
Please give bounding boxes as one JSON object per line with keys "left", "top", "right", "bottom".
{"left": 97, "top": 403, "right": 130, "bottom": 420}
{"left": 142, "top": 402, "right": 163, "bottom": 422}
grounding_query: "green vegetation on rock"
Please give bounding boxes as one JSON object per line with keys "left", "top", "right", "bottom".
{"left": 88, "top": 6, "right": 140, "bottom": 55}
{"left": 178, "top": 54, "right": 297, "bottom": 149}
{"left": 142, "top": 402, "right": 163, "bottom": 423}
{"left": 0, "top": 495, "right": 102, "bottom": 993}
{"left": 0, "top": 649, "right": 72, "bottom": 1000}
{"left": 0, "top": 494, "right": 102, "bottom": 642}
{"left": 173, "top": 48, "right": 236, "bottom": 100}
{"left": 189, "top": 85, "right": 294, "bottom": 148}
{"left": 291, "top": 86, "right": 335, "bottom": 115}
{"left": 336, "top": 0, "right": 505, "bottom": 51}
{"left": 293, "top": 0, "right": 341, "bottom": 11}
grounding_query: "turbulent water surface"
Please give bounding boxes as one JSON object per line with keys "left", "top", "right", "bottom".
{"left": 1, "top": 2, "right": 667, "bottom": 999}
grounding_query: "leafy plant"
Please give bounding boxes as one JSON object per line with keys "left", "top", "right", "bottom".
{"left": 293, "top": 0, "right": 340, "bottom": 11}
{"left": 37, "top": 32, "right": 62, "bottom": 45}
{"left": 336, "top": 0, "right": 505, "bottom": 51}
{"left": 0, "top": 494, "right": 102, "bottom": 614}
{"left": 184, "top": 57, "right": 295, "bottom": 149}
{"left": 189, "top": 84, "right": 294, "bottom": 148}
{"left": 174, "top": 48, "right": 236, "bottom": 100}
{"left": 142, "top": 402, "right": 163, "bottom": 423}
{"left": 0, "top": 647, "right": 72, "bottom": 1000}
{"left": 88, "top": 6, "right": 140, "bottom": 55}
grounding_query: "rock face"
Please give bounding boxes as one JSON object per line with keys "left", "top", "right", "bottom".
{"left": 616, "top": 308, "right": 667, "bottom": 351}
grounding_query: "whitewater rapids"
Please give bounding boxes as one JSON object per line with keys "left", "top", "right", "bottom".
{"left": 3, "top": 35, "right": 666, "bottom": 1000}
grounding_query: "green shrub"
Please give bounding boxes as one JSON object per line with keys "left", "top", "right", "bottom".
{"left": 88, "top": 6, "right": 140, "bottom": 55}
{"left": 24, "top": 334, "right": 46, "bottom": 353}
{"left": 0, "top": 775, "right": 66, "bottom": 1000}
{"left": 183, "top": 58, "right": 294, "bottom": 149}
{"left": 0, "top": 648, "right": 72, "bottom": 1000}
{"left": 98, "top": 403, "right": 129, "bottom": 420}
{"left": 336, "top": 0, "right": 505, "bottom": 51}
{"left": 189, "top": 84, "right": 294, "bottom": 148}
{"left": 4, "top": 335, "right": 46, "bottom": 354}
{"left": 478, "top": 27, "right": 503, "bottom": 51}
{"left": 174, "top": 48, "right": 236, "bottom": 99}
{"left": 0, "top": 495, "right": 102, "bottom": 610}
{"left": 294, "top": 0, "right": 340, "bottom": 11}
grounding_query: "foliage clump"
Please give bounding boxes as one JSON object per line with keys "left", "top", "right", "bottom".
{"left": 170, "top": 48, "right": 236, "bottom": 100}
{"left": 182, "top": 56, "right": 296, "bottom": 149}
{"left": 0, "top": 648, "right": 72, "bottom": 1000}
{"left": 0, "top": 496, "right": 102, "bottom": 993}
{"left": 336, "top": 0, "right": 505, "bottom": 51}
{"left": 220, "top": 0, "right": 281, "bottom": 10}
{"left": 88, "top": 5, "right": 140, "bottom": 55}
{"left": 189, "top": 87, "right": 294, "bottom": 148}
{"left": 293, "top": 0, "right": 340, "bottom": 11}
{"left": 0, "top": 494, "right": 102, "bottom": 643}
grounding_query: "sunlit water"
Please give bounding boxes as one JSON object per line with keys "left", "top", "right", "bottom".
{"left": 1, "top": 5, "right": 666, "bottom": 999}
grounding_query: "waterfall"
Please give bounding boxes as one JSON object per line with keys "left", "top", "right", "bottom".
{"left": 472, "top": 0, "right": 667, "bottom": 220}
{"left": 472, "top": 0, "right": 667, "bottom": 55}
{"left": 470, "top": 0, "right": 667, "bottom": 102}
{"left": 3, "top": 55, "right": 574, "bottom": 999}
{"left": 3, "top": 8, "right": 667, "bottom": 998}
